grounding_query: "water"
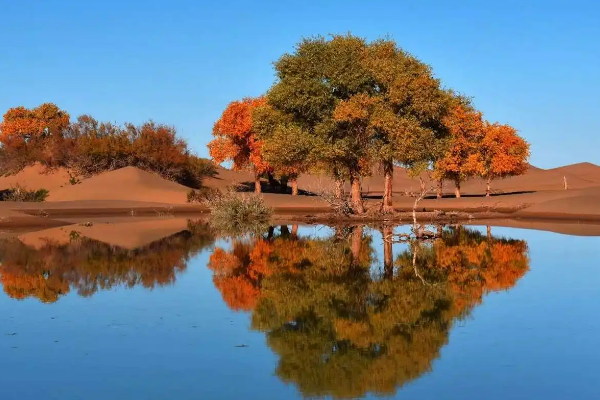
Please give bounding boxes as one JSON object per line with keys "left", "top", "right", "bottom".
{"left": 0, "top": 221, "right": 599, "bottom": 399}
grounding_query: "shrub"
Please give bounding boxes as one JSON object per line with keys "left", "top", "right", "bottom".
{"left": 187, "top": 186, "right": 220, "bottom": 204}
{"left": 1, "top": 185, "right": 49, "bottom": 202}
{"left": 204, "top": 190, "right": 272, "bottom": 236}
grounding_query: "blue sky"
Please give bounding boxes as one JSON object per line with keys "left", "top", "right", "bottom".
{"left": 1, "top": 0, "right": 598, "bottom": 168}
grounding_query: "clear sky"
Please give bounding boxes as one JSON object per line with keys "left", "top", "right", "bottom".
{"left": 1, "top": 0, "right": 598, "bottom": 168}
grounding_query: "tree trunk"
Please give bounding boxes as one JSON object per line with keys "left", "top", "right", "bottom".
{"left": 254, "top": 169, "right": 262, "bottom": 194}
{"left": 351, "top": 225, "right": 364, "bottom": 265}
{"left": 419, "top": 176, "right": 425, "bottom": 192}
{"left": 454, "top": 179, "right": 461, "bottom": 198}
{"left": 437, "top": 179, "right": 443, "bottom": 199}
{"left": 350, "top": 175, "right": 365, "bottom": 214}
{"left": 267, "top": 172, "right": 278, "bottom": 189}
{"left": 267, "top": 226, "right": 274, "bottom": 240}
{"left": 487, "top": 225, "right": 492, "bottom": 241}
{"left": 486, "top": 177, "right": 491, "bottom": 197}
{"left": 280, "top": 225, "right": 290, "bottom": 237}
{"left": 334, "top": 178, "right": 344, "bottom": 200}
{"left": 280, "top": 176, "right": 288, "bottom": 194}
{"left": 291, "top": 224, "right": 298, "bottom": 238}
{"left": 290, "top": 176, "right": 298, "bottom": 196}
{"left": 382, "top": 162, "right": 394, "bottom": 213}
{"left": 382, "top": 226, "right": 393, "bottom": 278}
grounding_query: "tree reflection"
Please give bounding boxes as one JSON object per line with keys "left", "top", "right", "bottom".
{"left": 208, "top": 224, "right": 529, "bottom": 398}
{"left": 0, "top": 221, "right": 215, "bottom": 303}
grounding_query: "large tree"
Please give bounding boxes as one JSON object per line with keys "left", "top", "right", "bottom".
{"left": 208, "top": 97, "right": 271, "bottom": 193}
{"left": 266, "top": 35, "right": 450, "bottom": 213}
{"left": 267, "top": 35, "right": 377, "bottom": 213}
{"left": 363, "top": 40, "right": 449, "bottom": 212}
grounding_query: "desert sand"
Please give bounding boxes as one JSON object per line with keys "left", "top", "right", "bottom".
{"left": 1, "top": 162, "right": 600, "bottom": 237}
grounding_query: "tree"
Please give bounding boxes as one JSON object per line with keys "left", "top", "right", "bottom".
{"left": 363, "top": 40, "right": 449, "bottom": 212}
{"left": 0, "top": 103, "right": 70, "bottom": 168}
{"left": 208, "top": 97, "right": 271, "bottom": 193}
{"left": 477, "top": 122, "right": 530, "bottom": 196}
{"left": 267, "top": 35, "right": 451, "bottom": 212}
{"left": 254, "top": 106, "right": 314, "bottom": 195}
{"left": 267, "top": 35, "right": 378, "bottom": 213}
{"left": 435, "top": 105, "right": 485, "bottom": 197}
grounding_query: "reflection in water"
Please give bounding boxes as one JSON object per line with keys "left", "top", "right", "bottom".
{"left": 0, "top": 221, "right": 215, "bottom": 303}
{"left": 208, "top": 225, "right": 530, "bottom": 399}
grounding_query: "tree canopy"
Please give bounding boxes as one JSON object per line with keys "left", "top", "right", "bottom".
{"left": 208, "top": 33, "right": 530, "bottom": 208}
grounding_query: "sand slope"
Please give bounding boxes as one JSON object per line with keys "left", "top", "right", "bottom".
{"left": 48, "top": 167, "right": 191, "bottom": 204}
{"left": 0, "top": 163, "right": 74, "bottom": 192}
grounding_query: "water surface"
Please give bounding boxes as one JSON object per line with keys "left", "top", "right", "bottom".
{"left": 0, "top": 221, "right": 598, "bottom": 399}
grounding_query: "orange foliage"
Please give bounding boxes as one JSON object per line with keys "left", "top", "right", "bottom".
{"left": 0, "top": 103, "right": 69, "bottom": 147}
{"left": 208, "top": 238, "right": 274, "bottom": 311}
{"left": 434, "top": 230, "right": 529, "bottom": 314}
{"left": 208, "top": 97, "right": 271, "bottom": 174}
{"left": 0, "top": 103, "right": 70, "bottom": 168}
{"left": 477, "top": 122, "right": 530, "bottom": 182}
{"left": 435, "top": 106, "right": 485, "bottom": 193}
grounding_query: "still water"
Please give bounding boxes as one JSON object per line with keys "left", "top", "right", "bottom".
{"left": 0, "top": 221, "right": 598, "bottom": 399}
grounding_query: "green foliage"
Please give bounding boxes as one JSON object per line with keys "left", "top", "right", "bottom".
{"left": 205, "top": 190, "right": 272, "bottom": 236}
{"left": 1, "top": 185, "right": 48, "bottom": 202}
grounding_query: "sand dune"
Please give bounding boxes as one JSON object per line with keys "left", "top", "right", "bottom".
{"left": 48, "top": 167, "right": 191, "bottom": 203}
{"left": 3, "top": 160, "right": 600, "bottom": 225}
{"left": 547, "top": 162, "right": 600, "bottom": 183}
{"left": 0, "top": 163, "right": 75, "bottom": 192}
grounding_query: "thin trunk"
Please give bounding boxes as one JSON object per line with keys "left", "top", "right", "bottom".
{"left": 267, "top": 226, "right": 274, "bottom": 240}
{"left": 382, "top": 226, "right": 393, "bottom": 278}
{"left": 437, "top": 224, "right": 443, "bottom": 238}
{"left": 291, "top": 224, "right": 298, "bottom": 238}
{"left": 351, "top": 225, "right": 364, "bottom": 264}
{"left": 254, "top": 169, "right": 262, "bottom": 194}
{"left": 280, "top": 176, "right": 288, "bottom": 194}
{"left": 419, "top": 176, "right": 425, "bottom": 192}
{"left": 382, "top": 162, "right": 394, "bottom": 213}
{"left": 437, "top": 179, "right": 443, "bottom": 199}
{"left": 334, "top": 178, "right": 344, "bottom": 200}
{"left": 290, "top": 176, "right": 298, "bottom": 196}
{"left": 487, "top": 225, "right": 492, "bottom": 241}
{"left": 454, "top": 179, "right": 461, "bottom": 198}
{"left": 350, "top": 175, "right": 365, "bottom": 214}
{"left": 486, "top": 177, "right": 491, "bottom": 197}
{"left": 280, "top": 225, "right": 290, "bottom": 237}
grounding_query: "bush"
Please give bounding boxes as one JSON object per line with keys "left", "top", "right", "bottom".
{"left": 187, "top": 187, "right": 220, "bottom": 204}
{"left": 204, "top": 190, "right": 272, "bottom": 236}
{"left": 1, "top": 185, "right": 49, "bottom": 202}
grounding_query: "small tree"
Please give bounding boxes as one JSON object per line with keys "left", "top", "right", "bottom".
{"left": 0, "top": 103, "right": 70, "bottom": 168}
{"left": 477, "top": 122, "right": 530, "bottom": 196}
{"left": 208, "top": 97, "right": 271, "bottom": 193}
{"left": 435, "top": 106, "right": 485, "bottom": 198}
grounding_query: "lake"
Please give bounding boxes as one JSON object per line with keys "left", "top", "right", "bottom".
{"left": 0, "top": 221, "right": 599, "bottom": 399}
